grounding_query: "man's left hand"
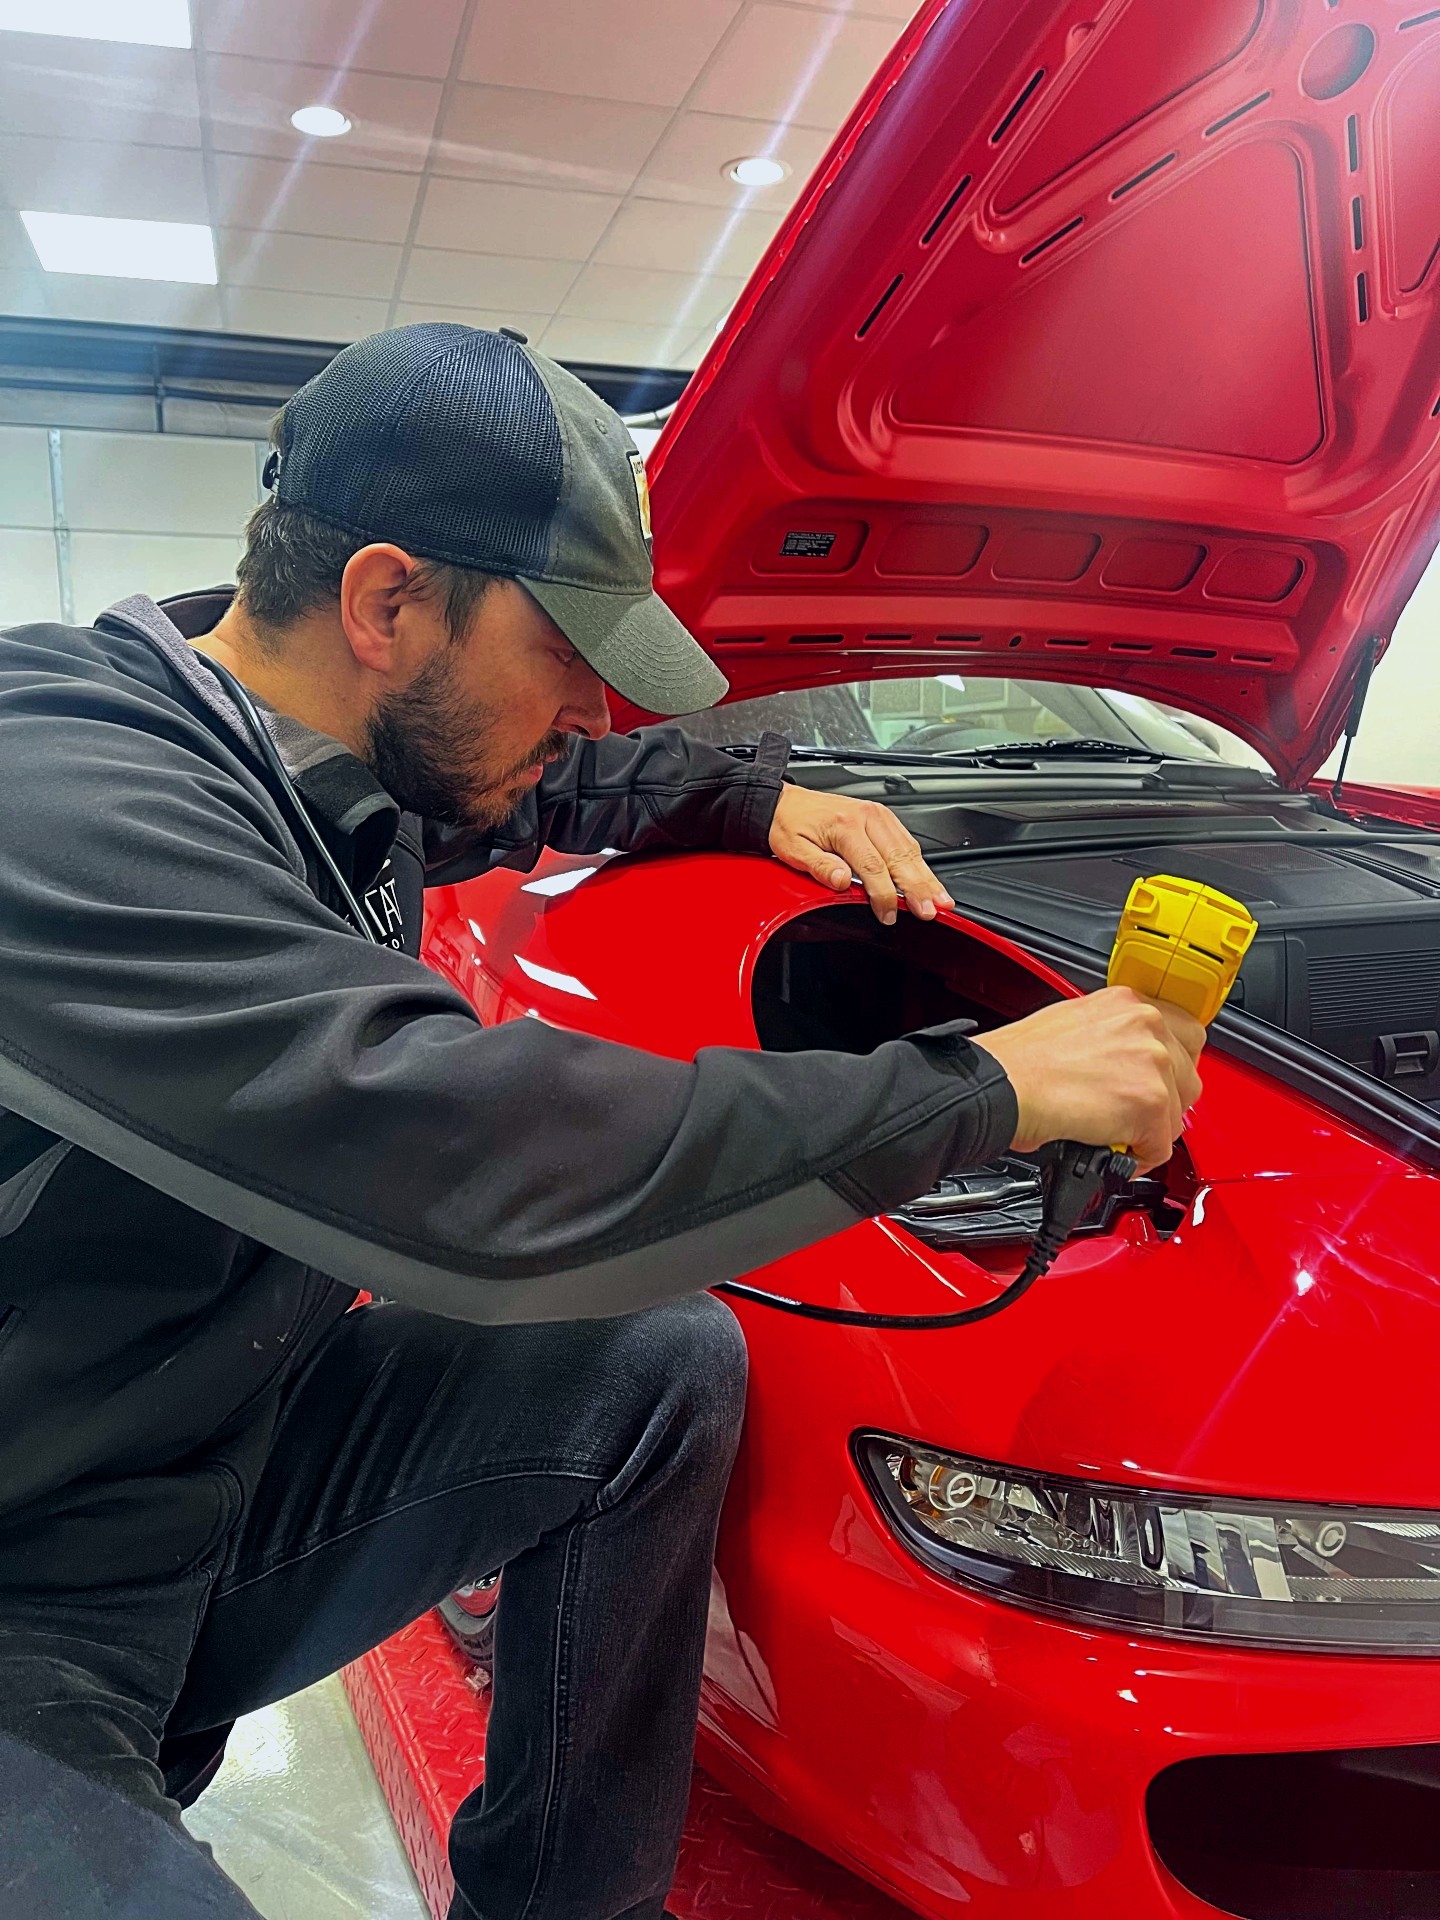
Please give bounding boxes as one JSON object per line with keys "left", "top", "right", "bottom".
{"left": 767, "top": 785, "right": 954, "bottom": 926}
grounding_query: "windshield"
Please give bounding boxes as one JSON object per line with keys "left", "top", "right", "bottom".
{"left": 675, "top": 675, "right": 1268, "bottom": 767}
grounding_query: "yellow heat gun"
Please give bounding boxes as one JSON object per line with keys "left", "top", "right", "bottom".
{"left": 1018, "top": 874, "right": 1259, "bottom": 1286}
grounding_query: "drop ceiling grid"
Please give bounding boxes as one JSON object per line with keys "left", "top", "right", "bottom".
{"left": 0, "top": 0, "right": 916, "bottom": 368}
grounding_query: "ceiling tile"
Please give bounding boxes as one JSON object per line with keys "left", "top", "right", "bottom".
{"left": 461, "top": 0, "right": 741, "bottom": 107}
{"left": 224, "top": 288, "right": 393, "bottom": 342}
{"left": 0, "top": 36, "right": 200, "bottom": 148}
{"left": 559, "top": 261, "right": 743, "bottom": 328}
{"left": 538, "top": 316, "right": 699, "bottom": 370}
{"left": 203, "top": 56, "right": 442, "bottom": 174}
{"left": 592, "top": 198, "right": 781, "bottom": 278}
{"left": 783, "top": 0, "right": 920, "bottom": 17}
{"left": 198, "top": 0, "right": 469, "bottom": 83}
{"left": 634, "top": 110, "right": 831, "bottom": 210}
{"left": 208, "top": 154, "right": 421, "bottom": 243}
{"left": 391, "top": 303, "right": 554, "bottom": 336}
{"left": 681, "top": 321, "right": 724, "bottom": 367}
{"left": 690, "top": 5, "right": 901, "bottom": 129}
{"left": 400, "top": 250, "right": 579, "bottom": 312}
{"left": 218, "top": 229, "right": 402, "bottom": 300}
{"left": 415, "top": 177, "right": 619, "bottom": 261}
{"left": 0, "top": 135, "right": 210, "bottom": 225}
{"left": 435, "top": 85, "right": 668, "bottom": 195}
{"left": 38, "top": 277, "right": 223, "bottom": 329}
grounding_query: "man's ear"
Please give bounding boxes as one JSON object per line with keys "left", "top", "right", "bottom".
{"left": 339, "top": 544, "right": 420, "bottom": 676}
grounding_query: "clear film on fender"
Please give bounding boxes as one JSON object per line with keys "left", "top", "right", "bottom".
{"left": 859, "top": 1437, "right": 1440, "bottom": 1653}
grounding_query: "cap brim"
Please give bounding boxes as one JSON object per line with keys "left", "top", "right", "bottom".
{"left": 521, "top": 578, "right": 728, "bottom": 717}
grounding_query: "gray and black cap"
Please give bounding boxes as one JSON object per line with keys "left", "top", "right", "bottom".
{"left": 264, "top": 322, "right": 727, "bottom": 716}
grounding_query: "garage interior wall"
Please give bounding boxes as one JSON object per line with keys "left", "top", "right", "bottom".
{"left": 2, "top": 417, "right": 1435, "bottom": 788}
{"left": 0, "top": 424, "right": 263, "bottom": 630}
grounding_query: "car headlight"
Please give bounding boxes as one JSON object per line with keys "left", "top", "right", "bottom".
{"left": 858, "top": 1434, "right": 1440, "bottom": 1652}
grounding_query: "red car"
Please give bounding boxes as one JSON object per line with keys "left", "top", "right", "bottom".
{"left": 427, "top": 3, "right": 1440, "bottom": 1915}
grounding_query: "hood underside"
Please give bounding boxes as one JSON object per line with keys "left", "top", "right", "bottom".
{"left": 649, "top": 0, "right": 1440, "bottom": 784}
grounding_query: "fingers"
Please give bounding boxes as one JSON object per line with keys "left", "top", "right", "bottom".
{"left": 768, "top": 790, "right": 955, "bottom": 924}
{"left": 867, "top": 812, "right": 954, "bottom": 922}
{"left": 785, "top": 837, "right": 856, "bottom": 893}
{"left": 1129, "top": 1058, "right": 1184, "bottom": 1172}
{"left": 980, "top": 987, "right": 1205, "bottom": 1173}
{"left": 828, "top": 808, "right": 954, "bottom": 925}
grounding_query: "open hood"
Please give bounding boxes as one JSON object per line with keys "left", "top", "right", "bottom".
{"left": 649, "top": 0, "right": 1440, "bottom": 785}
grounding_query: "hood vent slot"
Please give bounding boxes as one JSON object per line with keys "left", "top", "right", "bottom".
{"left": 1020, "top": 217, "right": 1084, "bottom": 265}
{"left": 991, "top": 68, "right": 1045, "bottom": 144}
{"left": 1204, "top": 91, "right": 1270, "bottom": 136}
{"left": 1112, "top": 153, "right": 1176, "bottom": 200}
{"left": 857, "top": 274, "right": 903, "bottom": 339}
{"left": 921, "top": 173, "right": 973, "bottom": 245}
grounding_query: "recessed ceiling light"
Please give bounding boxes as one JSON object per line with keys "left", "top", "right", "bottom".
{"left": 0, "top": 0, "right": 191, "bottom": 47}
{"left": 724, "top": 156, "right": 789, "bottom": 188}
{"left": 290, "top": 103, "right": 353, "bottom": 139}
{"left": 20, "top": 211, "right": 217, "bottom": 285}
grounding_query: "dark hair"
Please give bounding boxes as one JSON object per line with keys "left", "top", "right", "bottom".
{"left": 235, "top": 417, "right": 496, "bottom": 646}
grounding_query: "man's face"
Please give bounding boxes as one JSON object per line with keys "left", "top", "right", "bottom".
{"left": 365, "top": 577, "right": 612, "bottom": 829}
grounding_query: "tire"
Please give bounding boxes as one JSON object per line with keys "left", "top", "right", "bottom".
{"left": 437, "top": 1573, "right": 500, "bottom": 1671}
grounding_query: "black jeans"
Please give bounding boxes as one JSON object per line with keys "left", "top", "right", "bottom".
{"left": 0, "top": 1292, "right": 748, "bottom": 1919}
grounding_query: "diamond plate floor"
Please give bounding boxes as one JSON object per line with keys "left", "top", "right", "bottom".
{"left": 341, "top": 1610, "right": 913, "bottom": 1920}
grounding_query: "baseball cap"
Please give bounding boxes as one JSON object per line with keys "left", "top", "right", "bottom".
{"left": 263, "top": 322, "right": 727, "bottom": 716}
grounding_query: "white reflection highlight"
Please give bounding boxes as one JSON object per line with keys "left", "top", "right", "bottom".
{"left": 514, "top": 955, "right": 597, "bottom": 1000}
{"left": 521, "top": 868, "right": 597, "bottom": 897}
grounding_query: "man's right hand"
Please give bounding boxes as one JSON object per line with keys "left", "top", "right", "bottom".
{"left": 972, "top": 986, "right": 1206, "bottom": 1173}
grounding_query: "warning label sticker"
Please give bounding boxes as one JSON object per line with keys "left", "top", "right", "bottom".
{"left": 779, "top": 530, "right": 837, "bottom": 559}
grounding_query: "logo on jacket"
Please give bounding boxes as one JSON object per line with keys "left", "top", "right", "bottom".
{"left": 363, "top": 868, "right": 405, "bottom": 949}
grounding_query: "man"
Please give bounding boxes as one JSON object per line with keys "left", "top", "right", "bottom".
{"left": 0, "top": 324, "right": 1202, "bottom": 1916}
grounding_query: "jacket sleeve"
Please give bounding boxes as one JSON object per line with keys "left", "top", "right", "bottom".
{"left": 0, "top": 670, "right": 1016, "bottom": 1326}
{"left": 422, "top": 726, "right": 792, "bottom": 884}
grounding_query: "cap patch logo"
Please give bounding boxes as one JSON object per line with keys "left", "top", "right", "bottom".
{"left": 627, "top": 449, "right": 653, "bottom": 557}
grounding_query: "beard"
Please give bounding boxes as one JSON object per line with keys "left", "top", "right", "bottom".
{"left": 364, "top": 646, "right": 568, "bottom": 831}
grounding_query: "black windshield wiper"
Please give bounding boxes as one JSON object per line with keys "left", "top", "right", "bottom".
{"left": 718, "top": 742, "right": 979, "bottom": 767}
{"left": 718, "top": 737, "right": 1164, "bottom": 768}
{"left": 963, "top": 738, "right": 1164, "bottom": 763}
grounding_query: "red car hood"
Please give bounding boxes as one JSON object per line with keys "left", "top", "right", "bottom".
{"left": 649, "top": 0, "right": 1440, "bottom": 786}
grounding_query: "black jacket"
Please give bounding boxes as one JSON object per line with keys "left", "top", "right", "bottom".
{"left": 0, "top": 590, "right": 1016, "bottom": 1577}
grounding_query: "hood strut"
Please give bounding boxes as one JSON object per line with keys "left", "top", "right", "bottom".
{"left": 1331, "top": 636, "right": 1382, "bottom": 811}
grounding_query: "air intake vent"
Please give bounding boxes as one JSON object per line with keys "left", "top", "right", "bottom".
{"left": 1310, "top": 950, "right": 1440, "bottom": 1030}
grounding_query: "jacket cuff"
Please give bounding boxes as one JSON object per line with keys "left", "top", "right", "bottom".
{"left": 824, "top": 1029, "right": 1020, "bottom": 1216}
{"left": 725, "top": 730, "right": 793, "bottom": 855}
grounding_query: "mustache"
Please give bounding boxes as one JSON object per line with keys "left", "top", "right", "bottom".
{"left": 513, "top": 731, "right": 572, "bottom": 778}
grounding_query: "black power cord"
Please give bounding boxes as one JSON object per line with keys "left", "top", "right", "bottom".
{"left": 716, "top": 1140, "right": 1137, "bottom": 1331}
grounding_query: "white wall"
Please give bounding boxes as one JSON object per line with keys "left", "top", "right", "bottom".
{"left": 0, "top": 427, "right": 263, "bottom": 628}
{"left": 1317, "top": 541, "right": 1440, "bottom": 790}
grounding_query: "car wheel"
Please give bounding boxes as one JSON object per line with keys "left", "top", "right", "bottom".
{"left": 437, "top": 1573, "right": 500, "bottom": 1672}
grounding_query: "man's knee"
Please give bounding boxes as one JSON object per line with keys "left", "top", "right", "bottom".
{"left": 602, "top": 1291, "right": 749, "bottom": 1483}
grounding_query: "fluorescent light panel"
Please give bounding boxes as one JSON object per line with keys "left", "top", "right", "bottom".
{"left": 0, "top": 0, "right": 191, "bottom": 46}
{"left": 21, "top": 211, "right": 217, "bottom": 285}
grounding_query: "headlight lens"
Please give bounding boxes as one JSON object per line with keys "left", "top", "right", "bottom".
{"left": 859, "top": 1435, "right": 1440, "bottom": 1652}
